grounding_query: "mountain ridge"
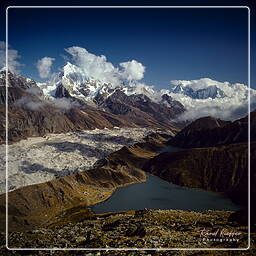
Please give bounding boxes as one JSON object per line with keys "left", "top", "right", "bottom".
{"left": 167, "top": 112, "right": 255, "bottom": 148}
{"left": 0, "top": 71, "right": 182, "bottom": 143}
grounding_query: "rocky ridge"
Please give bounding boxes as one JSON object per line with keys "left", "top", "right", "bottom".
{"left": 168, "top": 112, "right": 255, "bottom": 148}
{"left": 0, "top": 86, "right": 140, "bottom": 144}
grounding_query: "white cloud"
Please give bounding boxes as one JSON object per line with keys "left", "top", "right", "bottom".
{"left": 51, "top": 98, "right": 80, "bottom": 111}
{"left": 64, "top": 46, "right": 146, "bottom": 86}
{"left": 65, "top": 46, "right": 120, "bottom": 85}
{"left": 15, "top": 95, "right": 80, "bottom": 112}
{"left": 166, "top": 78, "right": 256, "bottom": 121}
{"left": 15, "top": 97, "right": 45, "bottom": 111}
{"left": 119, "top": 60, "right": 145, "bottom": 81}
{"left": 0, "top": 41, "right": 23, "bottom": 74}
{"left": 36, "top": 57, "right": 55, "bottom": 79}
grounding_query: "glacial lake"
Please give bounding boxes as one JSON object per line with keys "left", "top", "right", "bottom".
{"left": 92, "top": 175, "right": 240, "bottom": 213}
{"left": 92, "top": 146, "right": 241, "bottom": 213}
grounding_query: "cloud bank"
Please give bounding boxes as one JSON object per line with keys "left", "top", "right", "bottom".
{"left": 0, "top": 41, "right": 23, "bottom": 74}
{"left": 15, "top": 95, "right": 80, "bottom": 112}
{"left": 165, "top": 78, "right": 256, "bottom": 121}
{"left": 51, "top": 97, "right": 80, "bottom": 111}
{"left": 64, "top": 46, "right": 120, "bottom": 85}
{"left": 36, "top": 57, "right": 55, "bottom": 79}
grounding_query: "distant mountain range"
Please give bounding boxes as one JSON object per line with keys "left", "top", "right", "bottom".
{"left": 0, "top": 70, "right": 182, "bottom": 143}
{"left": 38, "top": 62, "right": 256, "bottom": 122}
{"left": 1, "top": 62, "right": 255, "bottom": 143}
{"left": 40, "top": 62, "right": 186, "bottom": 117}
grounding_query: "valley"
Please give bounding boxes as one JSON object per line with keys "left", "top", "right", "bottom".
{"left": 0, "top": 127, "right": 157, "bottom": 194}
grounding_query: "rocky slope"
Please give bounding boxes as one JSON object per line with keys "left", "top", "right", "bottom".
{"left": 1, "top": 104, "right": 138, "bottom": 144}
{"left": 48, "top": 62, "right": 185, "bottom": 120}
{"left": 143, "top": 142, "right": 253, "bottom": 206}
{"left": 0, "top": 132, "right": 171, "bottom": 232}
{"left": 0, "top": 71, "right": 42, "bottom": 93}
{"left": 0, "top": 129, "right": 252, "bottom": 251}
{"left": 1, "top": 129, "right": 253, "bottom": 233}
{"left": 0, "top": 86, "right": 141, "bottom": 144}
{"left": 2, "top": 209, "right": 251, "bottom": 252}
{"left": 168, "top": 112, "right": 255, "bottom": 148}
{"left": 53, "top": 79, "right": 184, "bottom": 129}
{"left": 94, "top": 89, "right": 184, "bottom": 128}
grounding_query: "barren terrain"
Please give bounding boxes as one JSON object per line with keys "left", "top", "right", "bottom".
{"left": 0, "top": 128, "right": 157, "bottom": 194}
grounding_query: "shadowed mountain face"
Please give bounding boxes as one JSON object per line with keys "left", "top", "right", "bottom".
{"left": 167, "top": 112, "right": 255, "bottom": 148}
{"left": 0, "top": 71, "right": 41, "bottom": 92}
{"left": 143, "top": 142, "right": 253, "bottom": 206}
{"left": 50, "top": 63, "right": 186, "bottom": 124}
{"left": 0, "top": 87, "right": 138, "bottom": 144}
{"left": 96, "top": 89, "right": 185, "bottom": 129}
{"left": 142, "top": 113, "right": 255, "bottom": 222}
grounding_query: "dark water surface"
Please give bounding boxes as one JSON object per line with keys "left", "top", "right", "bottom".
{"left": 93, "top": 175, "right": 240, "bottom": 213}
{"left": 93, "top": 146, "right": 241, "bottom": 213}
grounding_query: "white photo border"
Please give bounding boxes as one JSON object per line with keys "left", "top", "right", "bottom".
{"left": 5, "top": 5, "right": 251, "bottom": 251}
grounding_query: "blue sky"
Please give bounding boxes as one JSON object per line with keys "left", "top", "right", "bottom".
{"left": 1, "top": 5, "right": 252, "bottom": 90}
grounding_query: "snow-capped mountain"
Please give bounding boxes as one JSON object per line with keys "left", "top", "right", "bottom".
{"left": 40, "top": 62, "right": 174, "bottom": 105}
{"left": 0, "top": 70, "right": 184, "bottom": 145}
{"left": 40, "top": 61, "right": 116, "bottom": 100}
{"left": 171, "top": 83, "right": 226, "bottom": 99}
{"left": 36, "top": 62, "right": 186, "bottom": 128}
{"left": 37, "top": 60, "right": 256, "bottom": 123}
{"left": 0, "top": 70, "right": 41, "bottom": 92}
{"left": 169, "top": 78, "right": 249, "bottom": 100}
{"left": 44, "top": 62, "right": 157, "bottom": 102}
{"left": 162, "top": 78, "right": 256, "bottom": 121}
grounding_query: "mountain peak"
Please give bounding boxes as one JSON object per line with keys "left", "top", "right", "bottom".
{"left": 182, "top": 116, "right": 230, "bottom": 133}
{"left": 171, "top": 83, "right": 226, "bottom": 99}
